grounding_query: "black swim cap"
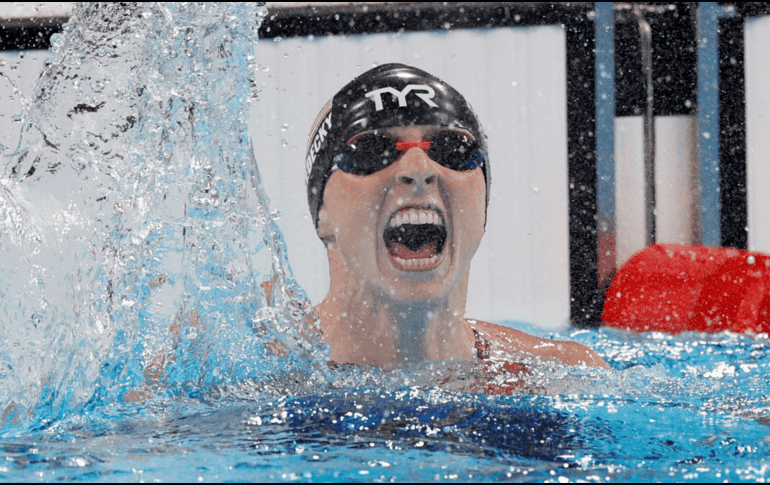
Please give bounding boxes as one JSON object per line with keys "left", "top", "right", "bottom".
{"left": 305, "top": 63, "right": 490, "bottom": 232}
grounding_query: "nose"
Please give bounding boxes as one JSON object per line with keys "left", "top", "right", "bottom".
{"left": 393, "top": 148, "right": 438, "bottom": 188}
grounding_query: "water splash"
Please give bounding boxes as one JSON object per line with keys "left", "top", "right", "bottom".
{"left": 0, "top": 2, "right": 329, "bottom": 433}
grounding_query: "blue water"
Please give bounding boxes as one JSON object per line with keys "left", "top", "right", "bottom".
{"left": 1, "top": 326, "right": 769, "bottom": 482}
{"left": 0, "top": 3, "right": 769, "bottom": 482}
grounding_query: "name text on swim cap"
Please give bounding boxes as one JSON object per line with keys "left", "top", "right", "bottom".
{"left": 306, "top": 112, "right": 333, "bottom": 168}
{"left": 365, "top": 85, "right": 439, "bottom": 111}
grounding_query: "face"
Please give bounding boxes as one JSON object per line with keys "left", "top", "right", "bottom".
{"left": 318, "top": 125, "right": 487, "bottom": 302}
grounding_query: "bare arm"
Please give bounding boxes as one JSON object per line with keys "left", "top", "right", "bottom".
{"left": 470, "top": 320, "right": 610, "bottom": 368}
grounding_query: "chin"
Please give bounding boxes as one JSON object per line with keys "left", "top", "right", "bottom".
{"left": 389, "top": 285, "right": 449, "bottom": 303}
{"left": 375, "top": 257, "right": 468, "bottom": 305}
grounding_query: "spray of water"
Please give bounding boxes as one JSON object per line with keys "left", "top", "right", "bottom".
{"left": 0, "top": 2, "right": 330, "bottom": 432}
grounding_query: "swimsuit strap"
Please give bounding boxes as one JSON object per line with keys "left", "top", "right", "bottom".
{"left": 469, "top": 326, "right": 532, "bottom": 396}
{"left": 472, "top": 328, "right": 490, "bottom": 361}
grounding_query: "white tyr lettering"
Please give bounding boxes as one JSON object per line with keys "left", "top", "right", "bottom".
{"left": 365, "top": 84, "right": 439, "bottom": 111}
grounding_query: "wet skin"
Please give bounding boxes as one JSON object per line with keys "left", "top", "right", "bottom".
{"left": 313, "top": 125, "right": 607, "bottom": 370}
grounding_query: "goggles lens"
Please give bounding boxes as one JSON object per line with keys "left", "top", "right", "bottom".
{"left": 334, "top": 131, "right": 484, "bottom": 176}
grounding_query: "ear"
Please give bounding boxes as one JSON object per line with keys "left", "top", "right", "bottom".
{"left": 316, "top": 205, "right": 337, "bottom": 246}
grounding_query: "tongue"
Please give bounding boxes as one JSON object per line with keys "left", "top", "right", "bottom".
{"left": 388, "top": 242, "right": 438, "bottom": 260}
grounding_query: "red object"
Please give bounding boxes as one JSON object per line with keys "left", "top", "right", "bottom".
{"left": 602, "top": 244, "right": 770, "bottom": 333}
{"left": 395, "top": 141, "right": 431, "bottom": 151}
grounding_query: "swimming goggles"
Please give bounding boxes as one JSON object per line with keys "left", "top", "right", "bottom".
{"left": 333, "top": 131, "right": 485, "bottom": 176}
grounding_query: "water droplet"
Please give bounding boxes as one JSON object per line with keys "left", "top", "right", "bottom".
{"left": 702, "top": 132, "right": 711, "bottom": 140}
{"left": 533, "top": 187, "right": 539, "bottom": 192}
{"left": 281, "top": 123, "right": 288, "bottom": 132}
{"left": 748, "top": 256, "right": 755, "bottom": 264}
{"left": 73, "top": 157, "right": 87, "bottom": 171}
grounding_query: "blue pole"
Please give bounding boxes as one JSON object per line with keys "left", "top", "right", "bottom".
{"left": 697, "top": 3, "right": 721, "bottom": 247}
{"left": 594, "top": 2, "right": 616, "bottom": 282}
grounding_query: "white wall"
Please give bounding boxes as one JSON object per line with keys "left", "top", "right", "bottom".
{"left": 0, "top": 3, "right": 73, "bottom": 20}
{"left": 745, "top": 15, "right": 770, "bottom": 253}
{"left": 615, "top": 115, "right": 698, "bottom": 268}
{"left": 250, "top": 26, "right": 571, "bottom": 329}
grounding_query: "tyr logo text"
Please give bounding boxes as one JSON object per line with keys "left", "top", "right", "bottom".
{"left": 365, "top": 84, "right": 439, "bottom": 111}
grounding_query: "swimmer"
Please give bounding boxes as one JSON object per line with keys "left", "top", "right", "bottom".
{"left": 305, "top": 63, "right": 608, "bottom": 372}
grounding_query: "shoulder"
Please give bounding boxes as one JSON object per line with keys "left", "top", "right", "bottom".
{"left": 467, "top": 319, "right": 609, "bottom": 368}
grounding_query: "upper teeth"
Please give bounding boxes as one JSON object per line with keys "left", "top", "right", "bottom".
{"left": 389, "top": 208, "right": 443, "bottom": 228}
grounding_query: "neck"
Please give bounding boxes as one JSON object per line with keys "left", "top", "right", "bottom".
{"left": 315, "top": 272, "right": 474, "bottom": 369}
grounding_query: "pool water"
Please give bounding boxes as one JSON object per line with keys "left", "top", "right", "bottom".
{"left": 1, "top": 325, "right": 769, "bottom": 482}
{"left": 0, "top": 3, "right": 769, "bottom": 482}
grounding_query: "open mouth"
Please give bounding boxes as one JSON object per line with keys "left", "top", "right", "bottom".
{"left": 383, "top": 207, "right": 447, "bottom": 271}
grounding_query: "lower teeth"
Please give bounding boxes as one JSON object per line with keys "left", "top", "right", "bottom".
{"left": 393, "top": 254, "right": 440, "bottom": 268}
